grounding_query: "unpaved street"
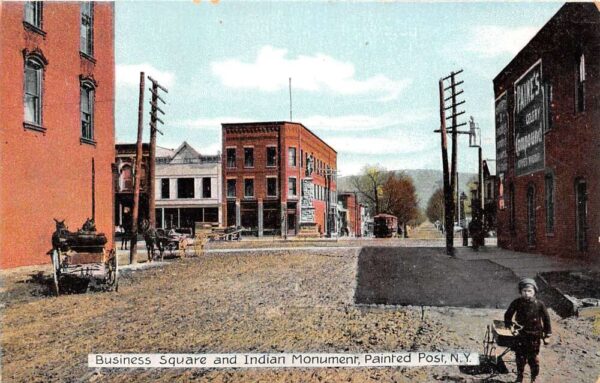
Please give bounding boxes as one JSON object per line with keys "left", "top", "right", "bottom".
{"left": 1, "top": 247, "right": 599, "bottom": 382}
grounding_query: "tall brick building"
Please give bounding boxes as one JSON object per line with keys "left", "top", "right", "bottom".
{"left": 493, "top": 3, "right": 599, "bottom": 259}
{"left": 222, "top": 122, "right": 337, "bottom": 237}
{"left": 0, "top": 2, "right": 115, "bottom": 268}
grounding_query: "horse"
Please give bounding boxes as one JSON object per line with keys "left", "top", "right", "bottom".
{"left": 140, "top": 219, "right": 164, "bottom": 262}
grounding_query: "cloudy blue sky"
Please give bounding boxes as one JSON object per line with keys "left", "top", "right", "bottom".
{"left": 115, "top": 1, "right": 563, "bottom": 176}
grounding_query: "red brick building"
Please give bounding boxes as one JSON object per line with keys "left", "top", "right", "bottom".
{"left": 222, "top": 122, "right": 337, "bottom": 237}
{"left": 0, "top": 2, "right": 115, "bottom": 268}
{"left": 493, "top": 3, "right": 599, "bottom": 259}
{"left": 338, "top": 192, "right": 362, "bottom": 237}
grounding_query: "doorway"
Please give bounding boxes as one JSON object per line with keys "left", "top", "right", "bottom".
{"left": 287, "top": 212, "right": 296, "bottom": 236}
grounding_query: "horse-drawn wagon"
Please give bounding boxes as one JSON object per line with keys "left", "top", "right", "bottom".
{"left": 49, "top": 218, "right": 118, "bottom": 296}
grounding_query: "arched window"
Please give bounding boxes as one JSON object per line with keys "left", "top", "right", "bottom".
{"left": 80, "top": 2, "right": 94, "bottom": 57}
{"left": 80, "top": 78, "right": 96, "bottom": 141}
{"left": 24, "top": 56, "right": 45, "bottom": 127}
{"left": 119, "top": 164, "right": 133, "bottom": 192}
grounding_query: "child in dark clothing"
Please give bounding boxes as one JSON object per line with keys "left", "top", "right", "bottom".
{"left": 504, "top": 278, "right": 552, "bottom": 383}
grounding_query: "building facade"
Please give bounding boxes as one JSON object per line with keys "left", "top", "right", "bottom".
{"left": 222, "top": 122, "right": 337, "bottom": 237}
{"left": 0, "top": 2, "right": 115, "bottom": 268}
{"left": 493, "top": 3, "right": 599, "bottom": 258}
{"left": 338, "top": 192, "right": 362, "bottom": 237}
{"left": 155, "top": 142, "right": 222, "bottom": 230}
{"left": 114, "top": 143, "right": 151, "bottom": 229}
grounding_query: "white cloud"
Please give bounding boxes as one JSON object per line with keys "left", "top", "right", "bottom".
{"left": 466, "top": 25, "right": 540, "bottom": 58}
{"left": 327, "top": 135, "right": 430, "bottom": 156}
{"left": 301, "top": 110, "right": 430, "bottom": 132}
{"left": 116, "top": 63, "right": 176, "bottom": 89}
{"left": 211, "top": 46, "right": 411, "bottom": 101}
{"left": 175, "top": 117, "right": 252, "bottom": 130}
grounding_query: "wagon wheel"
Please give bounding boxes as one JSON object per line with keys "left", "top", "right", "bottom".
{"left": 105, "top": 249, "right": 119, "bottom": 292}
{"left": 483, "top": 324, "right": 496, "bottom": 359}
{"left": 51, "top": 249, "right": 61, "bottom": 296}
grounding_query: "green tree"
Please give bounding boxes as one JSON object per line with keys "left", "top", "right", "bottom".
{"left": 426, "top": 187, "right": 444, "bottom": 224}
{"left": 350, "top": 164, "right": 387, "bottom": 215}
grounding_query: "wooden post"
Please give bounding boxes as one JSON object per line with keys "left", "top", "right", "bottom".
{"left": 130, "top": 72, "right": 145, "bottom": 264}
{"left": 438, "top": 79, "right": 454, "bottom": 256}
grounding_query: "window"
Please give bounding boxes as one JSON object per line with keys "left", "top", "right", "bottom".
{"left": 545, "top": 174, "right": 554, "bottom": 233}
{"left": 161, "top": 179, "right": 170, "bottom": 199}
{"left": 227, "top": 179, "right": 236, "bottom": 198}
{"left": 267, "top": 177, "right": 277, "bottom": 197}
{"left": 244, "top": 147, "right": 254, "bottom": 168}
{"left": 288, "top": 177, "right": 297, "bottom": 197}
{"left": 226, "top": 148, "right": 236, "bottom": 168}
{"left": 80, "top": 80, "right": 95, "bottom": 141}
{"left": 266, "top": 146, "right": 277, "bottom": 167}
{"left": 80, "top": 2, "right": 94, "bottom": 57}
{"left": 244, "top": 179, "right": 254, "bottom": 198}
{"left": 576, "top": 54, "right": 585, "bottom": 113}
{"left": 24, "top": 57, "right": 43, "bottom": 127}
{"left": 288, "top": 147, "right": 297, "bottom": 167}
{"left": 24, "top": 1, "right": 43, "bottom": 29}
{"left": 119, "top": 165, "right": 133, "bottom": 192}
{"left": 202, "top": 177, "right": 211, "bottom": 198}
{"left": 300, "top": 149, "right": 304, "bottom": 168}
{"left": 177, "top": 178, "right": 195, "bottom": 199}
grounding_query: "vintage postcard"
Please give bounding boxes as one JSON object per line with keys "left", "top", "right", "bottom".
{"left": 0, "top": 1, "right": 598, "bottom": 382}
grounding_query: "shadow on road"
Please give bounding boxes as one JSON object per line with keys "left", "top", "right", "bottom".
{"left": 355, "top": 247, "right": 519, "bottom": 308}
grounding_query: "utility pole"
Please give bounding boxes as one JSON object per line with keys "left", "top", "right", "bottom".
{"left": 435, "top": 69, "right": 466, "bottom": 256}
{"left": 147, "top": 75, "right": 168, "bottom": 229}
{"left": 130, "top": 72, "right": 145, "bottom": 264}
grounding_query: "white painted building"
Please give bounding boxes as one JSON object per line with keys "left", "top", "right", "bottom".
{"left": 155, "top": 142, "right": 222, "bottom": 229}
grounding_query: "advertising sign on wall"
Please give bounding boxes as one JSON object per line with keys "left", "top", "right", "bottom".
{"left": 514, "top": 61, "right": 545, "bottom": 176}
{"left": 495, "top": 92, "right": 508, "bottom": 209}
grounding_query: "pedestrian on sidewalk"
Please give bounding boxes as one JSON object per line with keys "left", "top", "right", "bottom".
{"left": 504, "top": 278, "right": 552, "bottom": 383}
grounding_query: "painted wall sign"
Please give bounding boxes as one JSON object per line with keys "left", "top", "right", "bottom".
{"left": 495, "top": 92, "right": 508, "bottom": 176}
{"left": 514, "top": 61, "right": 545, "bottom": 176}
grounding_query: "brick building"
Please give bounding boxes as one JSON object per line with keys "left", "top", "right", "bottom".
{"left": 0, "top": 2, "right": 115, "bottom": 268}
{"left": 222, "top": 122, "right": 337, "bottom": 237}
{"left": 114, "top": 143, "right": 152, "bottom": 229}
{"left": 338, "top": 192, "right": 362, "bottom": 237}
{"left": 493, "top": 3, "right": 599, "bottom": 258}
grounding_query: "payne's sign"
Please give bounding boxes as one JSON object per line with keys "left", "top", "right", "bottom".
{"left": 514, "top": 61, "right": 546, "bottom": 176}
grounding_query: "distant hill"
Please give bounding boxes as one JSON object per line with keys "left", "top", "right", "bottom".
{"left": 337, "top": 169, "right": 477, "bottom": 210}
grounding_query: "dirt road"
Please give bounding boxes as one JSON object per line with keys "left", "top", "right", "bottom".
{"left": 1, "top": 248, "right": 599, "bottom": 382}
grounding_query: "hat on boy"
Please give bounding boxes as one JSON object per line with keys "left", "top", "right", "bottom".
{"left": 518, "top": 277, "right": 538, "bottom": 292}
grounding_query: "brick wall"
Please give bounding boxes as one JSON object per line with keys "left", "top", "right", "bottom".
{"left": 494, "top": 3, "right": 599, "bottom": 259}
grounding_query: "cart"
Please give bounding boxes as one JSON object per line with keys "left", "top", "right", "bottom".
{"left": 50, "top": 219, "right": 118, "bottom": 296}
{"left": 481, "top": 320, "right": 523, "bottom": 373}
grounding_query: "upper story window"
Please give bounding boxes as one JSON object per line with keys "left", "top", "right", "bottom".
{"left": 267, "top": 177, "right": 278, "bottom": 197}
{"left": 288, "top": 147, "right": 297, "bottom": 167}
{"left": 226, "top": 148, "right": 236, "bottom": 168}
{"left": 226, "top": 179, "right": 236, "bottom": 198}
{"left": 161, "top": 179, "right": 170, "bottom": 199}
{"left": 177, "top": 178, "right": 195, "bottom": 199}
{"left": 288, "top": 177, "right": 297, "bottom": 197}
{"left": 266, "top": 146, "right": 277, "bottom": 167}
{"left": 24, "top": 56, "right": 45, "bottom": 129}
{"left": 119, "top": 165, "right": 133, "bottom": 192}
{"left": 244, "top": 147, "right": 254, "bottom": 168}
{"left": 80, "top": 79, "right": 95, "bottom": 142}
{"left": 202, "top": 177, "right": 212, "bottom": 198}
{"left": 80, "top": 2, "right": 94, "bottom": 57}
{"left": 24, "top": 1, "right": 43, "bottom": 30}
{"left": 244, "top": 178, "right": 254, "bottom": 198}
{"left": 576, "top": 53, "right": 585, "bottom": 113}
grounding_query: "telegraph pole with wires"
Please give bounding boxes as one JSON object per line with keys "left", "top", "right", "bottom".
{"left": 130, "top": 72, "right": 145, "bottom": 264}
{"left": 435, "top": 69, "right": 467, "bottom": 256}
{"left": 147, "top": 76, "right": 168, "bottom": 229}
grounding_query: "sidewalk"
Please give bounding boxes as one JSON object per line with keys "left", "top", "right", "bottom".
{"left": 454, "top": 244, "right": 600, "bottom": 278}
